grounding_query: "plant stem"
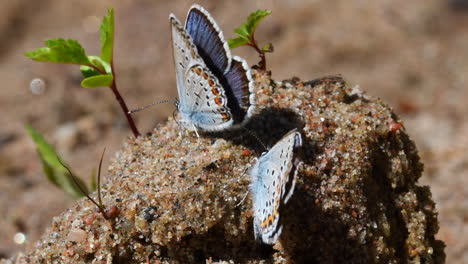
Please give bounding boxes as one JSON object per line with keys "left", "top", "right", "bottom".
{"left": 249, "top": 35, "right": 266, "bottom": 71}
{"left": 57, "top": 157, "right": 109, "bottom": 220}
{"left": 97, "top": 148, "right": 106, "bottom": 207}
{"left": 87, "top": 63, "right": 141, "bottom": 137}
{"left": 109, "top": 62, "right": 140, "bottom": 137}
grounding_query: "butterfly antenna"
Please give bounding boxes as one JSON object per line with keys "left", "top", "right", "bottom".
{"left": 235, "top": 191, "right": 249, "bottom": 207}
{"left": 56, "top": 156, "right": 108, "bottom": 220}
{"left": 128, "top": 99, "right": 177, "bottom": 114}
{"left": 242, "top": 127, "right": 267, "bottom": 151}
{"left": 234, "top": 159, "right": 257, "bottom": 207}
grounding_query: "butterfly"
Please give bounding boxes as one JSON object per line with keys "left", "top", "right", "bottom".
{"left": 169, "top": 5, "right": 255, "bottom": 133}
{"left": 249, "top": 129, "right": 303, "bottom": 244}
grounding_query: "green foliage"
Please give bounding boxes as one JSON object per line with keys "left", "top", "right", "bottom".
{"left": 24, "top": 38, "right": 91, "bottom": 65}
{"left": 100, "top": 8, "right": 114, "bottom": 64}
{"left": 227, "top": 37, "right": 249, "bottom": 49}
{"left": 24, "top": 8, "right": 116, "bottom": 89}
{"left": 228, "top": 9, "right": 271, "bottom": 49}
{"left": 80, "top": 65, "right": 101, "bottom": 78}
{"left": 81, "top": 74, "right": 113, "bottom": 88}
{"left": 262, "top": 43, "right": 273, "bottom": 52}
{"left": 89, "top": 55, "right": 112, "bottom": 74}
{"left": 26, "top": 125, "right": 90, "bottom": 199}
{"left": 23, "top": 7, "right": 139, "bottom": 137}
{"left": 80, "top": 56, "right": 109, "bottom": 76}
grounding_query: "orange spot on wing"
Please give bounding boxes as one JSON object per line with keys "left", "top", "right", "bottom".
{"left": 261, "top": 215, "right": 275, "bottom": 228}
{"left": 195, "top": 68, "right": 202, "bottom": 75}
{"left": 272, "top": 209, "right": 278, "bottom": 217}
{"left": 268, "top": 215, "right": 274, "bottom": 225}
{"left": 215, "top": 97, "right": 223, "bottom": 106}
{"left": 202, "top": 72, "right": 209, "bottom": 79}
{"left": 211, "top": 88, "right": 220, "bottom": 95}
{"left": 221, "top": 113, "right": 229, "bottom": 121}
{"left": 208, "top": 80, "right": 215, "bottom": 87}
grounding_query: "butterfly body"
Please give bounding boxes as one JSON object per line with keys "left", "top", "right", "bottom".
{"left": 250, "top": 129, "right": 303, "bottom": 244}
{"left": 170, "top": 5, "right": 255, "bottom": 132}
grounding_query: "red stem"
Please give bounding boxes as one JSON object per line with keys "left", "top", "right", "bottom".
{"left": 109, "top": 62, "right": 140, "bottom": 137}
{"left": 248, "top": 35, "right": 266, "bottom": 71}
{"left": 86, "top": 63, "right": 140, "bottom": 137}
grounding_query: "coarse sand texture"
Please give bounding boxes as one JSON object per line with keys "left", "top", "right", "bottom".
{"left": 1, "top": 72, "right": 445, "bottom": 263}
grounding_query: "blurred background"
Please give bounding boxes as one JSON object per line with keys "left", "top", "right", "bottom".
{"left": 0, "top": 0, "right": 467, "bottom": 262}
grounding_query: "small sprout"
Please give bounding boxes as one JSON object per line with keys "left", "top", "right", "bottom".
{"left": 57, "top": 148, "right": 111, "bottom": 220}
{"left": 96, "top": 148, "right": 105, "bottom": 209}
{"left": 228, "top": 9, "right": 273, "bottom": 71}
{"left": 262, "top": 43, "right": 274, "bottom": 53}
{"left": 24, "top": 8, "right": 140, "bottom": 137}
{"left": 26, "top": 125, "right": 89, "bottom": 199}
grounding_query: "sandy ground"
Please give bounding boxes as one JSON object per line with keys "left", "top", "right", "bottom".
{"left": 0, "top": 0, "right": 466, "bottom": 262}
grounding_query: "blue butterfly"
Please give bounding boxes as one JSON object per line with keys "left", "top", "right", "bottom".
{"left": 250, "top": 129, "right": 303, "bottom": 244}
{"left": 170, "top": 5, "right": 255, "bottom": 133}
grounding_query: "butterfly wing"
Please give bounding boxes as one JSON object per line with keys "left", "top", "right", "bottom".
{"left": 224, "top": 56, "right": 256, "bottom": 124}
{"left": 183, "top": 65, "right": 233, "bottom": 131}
{"left": 170, "top": 15, "right": 234, "bottom": 131}
{"left": 186, "top": 5, "right": 255, "bottom": 126}
{"left": 250, "top": 129, "right": 303, "bottom": 244}
{"left": 170, "top": 15, "right": 202, "bottom": 105}
{"left": 185, "top": 4, "right": 232, "bottom": 74}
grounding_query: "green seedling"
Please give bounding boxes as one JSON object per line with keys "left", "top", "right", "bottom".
{"left": 57, "top": 148, "right": 110, "bottom": 220}
{"left": 24, "top": 8, "right": 140, "bottom": 137}
{"left": 26, "top": 125, "right": 93, "bottom": 199}
{"left": 228, "top": 9, "right": 273, "bottom": 71}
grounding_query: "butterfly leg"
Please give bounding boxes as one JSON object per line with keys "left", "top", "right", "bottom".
{"left": 235, "top": 190, "right": 250, "bottom": 207}
{"left": 235, "top": 158, "right": 257, "bottom": 207}
{"left": 191, "top": 123, "right": 201, "bottom": 139}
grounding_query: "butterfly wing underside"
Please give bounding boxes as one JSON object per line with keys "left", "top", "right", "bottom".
{"left": 186, "top": 5, "right": 255, "bottom": 125}
{"left": 250, "top": 129, "right": 302, "bottom": 244}
{"left": 170, "top": 15, "right": 234, "bottom": 131}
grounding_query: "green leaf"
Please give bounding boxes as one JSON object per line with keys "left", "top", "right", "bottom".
{"left": 81, "top": 74, "right": 113, "bottom": 88}
{"left": 89, "top": 55, "right": 112, "bottom": 74}
{"left": 25, "top": 125, "right": 89, "bottom": 199}
{"left": 262, "top": 43, "right": 274, "bottom": 52}
{"left": 80, "top": 65, "right": 100, "bottom": 78}
{"left": 228, "top": 37, "right": 249, "bottom": 49}
{"left": 232, "top": 9, "right": 271, "bottom": 40}
{"left": 234, "top": 25, "right": 250, "bottom": 40}
{"left": 80, "top": 56, "right": 112, "bottom": 78}
{"left": 100, "top": 8, "right": 114, "bottom": 64}
{"left": 24, "top": 38, "right": 91, "bottom": 65}
{"left": 245, "top": 10, "right": 271, "bottom": 36}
